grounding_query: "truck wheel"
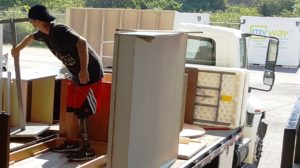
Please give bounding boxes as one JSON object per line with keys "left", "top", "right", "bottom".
{"left": 254, "top": 137, "right": 263, "bottom": 165}
{"left": 254, "top": 120, "right": 267, "bottom": 165}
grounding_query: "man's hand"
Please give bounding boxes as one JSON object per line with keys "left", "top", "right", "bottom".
{"left": 79, "top": 69, "right": 90, "bottom": 84}
{"left": 11, "top": 47, "right": 20, "bottom": 59}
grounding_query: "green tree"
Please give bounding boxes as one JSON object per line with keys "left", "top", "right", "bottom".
{"left": 293, "top": 0, "right": 300, "bottom": 16}
{"left": 131, "top": 0, "right": 182, "bottom": 10}
{"left": 255, "top": 0, "right": 294, "bottom": 16}
{"left": 180, "top": 0, "right": 225, "bottom": 12}
{"left": 86, "top": 0, "right": 182, "bottom": 10}
{"left": 210, "top": 6, "right": 260, "bottom": 28}
{"left": 86, "top": 0, "right": 132, "bottom": 8}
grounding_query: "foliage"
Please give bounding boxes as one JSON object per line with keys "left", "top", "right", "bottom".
{"left": 210, "top": 6, "right": 261, "bottom": 29}
{"left": 180, "top": 0, "right": 225, "bottom": 12}
{"left": 0, "top": 0, "right": 85, "bottom": 12}
{"left": 0, "top": 0, "right": 300, "bottom": 45}
{"left": 280, "top": 9, "right": 297, "bottom": 17}
{"left": 131, "top": 0, "right": 182, "bottom": 10}
{"left": 86, "top": 0, "right": 182, "bottom": 10}
{"left": 1, "top": 7, "right": 35, "bottom": 45}
{"left": 86, "top": 0, "right": 132, "bottom": 8}
{"left": 255, "top": 0, "right": 294, "bottom": 16}
{"left": 293, "top": 0, "right": 300, "bottom": 16}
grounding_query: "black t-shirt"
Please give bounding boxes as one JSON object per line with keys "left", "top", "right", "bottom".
{"left": 33, "top": 23, "right": 103, "bottom": 85}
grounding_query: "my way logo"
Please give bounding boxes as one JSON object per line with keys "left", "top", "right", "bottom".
{"left": 249, "top": 25, "right": 289, "bottom": 37}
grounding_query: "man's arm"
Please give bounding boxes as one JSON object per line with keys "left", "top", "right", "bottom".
{"left": 76, "top": 36, "right": 90, "bottom": 84}
{"left": 11, "top": 34, "right": 34, "bottom": 58}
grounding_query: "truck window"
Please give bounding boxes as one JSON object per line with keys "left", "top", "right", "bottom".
{"left": 186, "top": 37, "right": 216, "bottom": 66}
{"left": 240, "top": 38, "right": 247, "bottom": 68}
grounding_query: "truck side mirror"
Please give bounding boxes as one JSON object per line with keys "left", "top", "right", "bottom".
{"left": 263, "top": 71, "right": 275, "bottom": 86}
{"left": 263, "top": 39, "right": 278, "bottom": 89}
{"left": 249, "top": 38, "right": 279, "bottom": 92}
{"left": 265, "top": 39, "right": 279, "bottom": 71}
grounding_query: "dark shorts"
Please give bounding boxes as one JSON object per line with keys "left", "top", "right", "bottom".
{"left": 66, "top": 80, "right": 101, "bottom": 119}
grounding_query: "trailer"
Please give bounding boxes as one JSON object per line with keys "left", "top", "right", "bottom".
{"left": 240, "top": 16, "right": 300, "bottom": 67}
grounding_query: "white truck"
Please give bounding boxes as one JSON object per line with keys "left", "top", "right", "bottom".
{"left": 240, "top": 16, "right": 300, "bottom": 67}
{"left": 2, "top": 10, "right": 279, "bottom": 168}
{"left": 67, "top": 8, "right": 278, "bottom": 167}
{"left": 177, "top": 23, "right": 279, "bottom": 167}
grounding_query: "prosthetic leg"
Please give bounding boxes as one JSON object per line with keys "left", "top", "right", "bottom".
{"left": 80, "top": 118, "right": 90, "bottom": 149}
{"left": 67, "top": 116, "right": 96, "bottom": 161}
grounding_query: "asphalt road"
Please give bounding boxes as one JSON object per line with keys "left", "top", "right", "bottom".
{"left": 3, "top": 46, "right": 300, "bottom": 168}
{"left": 249, "top": 66, "right": 300, "bottom": 168}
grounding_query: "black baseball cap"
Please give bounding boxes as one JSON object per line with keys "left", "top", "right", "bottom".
{"left": 28, "top": 4, "right": 56, "bottom": 22}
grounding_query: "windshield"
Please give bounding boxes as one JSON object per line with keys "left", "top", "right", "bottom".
{"left": 240, "top": 37, "right": 248, "bottom": 68}
{"left": 185, "top": 36, "right": 216, "bottom": 66}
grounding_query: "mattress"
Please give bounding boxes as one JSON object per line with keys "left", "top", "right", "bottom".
{"left": 186, "top": 65, "right": 249, "bottom": 128}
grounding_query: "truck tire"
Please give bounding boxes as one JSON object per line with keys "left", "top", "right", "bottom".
{"left": 254, "top": 120, "right": 267, "bottom": 166}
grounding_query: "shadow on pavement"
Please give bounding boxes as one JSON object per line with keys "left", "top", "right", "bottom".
{"left": 249, "top": 65, "right": 299, "bottom": 73}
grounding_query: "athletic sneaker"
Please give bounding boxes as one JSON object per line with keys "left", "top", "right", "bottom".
{"left": 67, "top": 147, "right": 96, "bottom": 161}
{"left": 50, "top": 141, "right": 81, "bottom": 153}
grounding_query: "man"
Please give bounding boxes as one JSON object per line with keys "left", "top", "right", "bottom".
{"left": 11, "top": 4, "right": 103, "bottom": 161}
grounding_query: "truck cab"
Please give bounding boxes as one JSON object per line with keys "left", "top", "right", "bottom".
{"left": 177, "top": 23, "right": 279, "bottom": 167}
{"left": 181, "top": 23, "right": 248, "bottom": 68}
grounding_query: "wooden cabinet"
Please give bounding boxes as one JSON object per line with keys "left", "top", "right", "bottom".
{"left": 2, "top": 69, "right": 56, "bottom": 127}
{"left": 108, "top": 31, "right": 187, "bottom": 168}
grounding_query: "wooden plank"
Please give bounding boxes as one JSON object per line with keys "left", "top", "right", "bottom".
{"left": 158, "top": 11, "right": 175, "bottom": 30}
{"left": 10, "top": 20, "right": 25, "bottom": 131}
{"left": 139, "top": 10, "right": 158, "bottom": 29}
{"left": 180, "top": 123, "right": 206, "bottom": 138}
{"left": 31, "top": 77, "right": 55, "bottom": 124}
{"left": 180, "top": 74, "right": 188, "bottom": 130}
{"left": 78, "top": 155, "right": 107, "bottom": 168}
{"left": 121, "top": 9, "right": 139, "bottom": 29}
{"left": 102, "top": 43, "right": 114, "bottom": 57}
{"left": 103, "top": 9, "right": 121, "bottom": 41}
{"left": 66, "top": 8, "right": 86, "bottom": 37}
{"left": 58, "top": 79, "right": 68, "bottom": 137}
{"left": 55, "top": 139, "right": 107, "bottom": 155}
{"left": 10, "top": 139, "right": 107, "bottom": 167}
{"left": 2, "top": 79, "right": 28, "bottom": 127}
{"left": 178, "top": 141, "right": 207, "bottom": 160}
{"left": 88, "top": 81, "right": 111, "bottom": 143}
{"left": 85, "top": 8, "right": 103, "bottom": 55}
{"left": 103, "top": 9, "right": 121, "bottom": 57}
{"left": 184, "top": 67, "right": 198, "bottom": 124}
{"left": 10, "top": 123, "right": 49, "bottom": 138}
{"left": 108, "top": 32, "right": 187, "bottom": 168}
{"left": 9, "top": 139, "right": 56, "bottom": 163}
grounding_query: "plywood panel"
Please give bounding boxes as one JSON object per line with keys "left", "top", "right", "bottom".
{"left": 31, "top": 77, "right": 55, "bottom": 124}
{"left": 139, "top": 10, "right": 158, "bottom": 29}
{"left": 103, "top": 10, "right": 121, "bottom": 41}
{"left": 88, "top": 81, "right": 111, "bottom": 143}
{"left": 102, "top": 42, "right": 114, "bottom": 57}
{"left": 2, "top": 79, "right": 28, "bottom": 127}
{"left": 108, "top": 32, "right": 187, "bottom": 168}
{"left": 184, "top": 67, "right": 198, "bottom": 124}
{"left": 66, "top": 8, "right": 87, "bottom": 37}
{"left": 85, "top": 9, "right": 104, "bottom": 55}
{"left": 108, "top": 35, "right": 133, "bottom": 168}
{"left": 58, "top": 80, "right": 67, "bottom": 137}
{"left": 158, "top": 11, "right": 175, "bottom": 30}
{"left": 59, "top": 79, "right": 111, "bottom": 143}
{"left": 121, "top": 9, "right": 140, "bottom": 29}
